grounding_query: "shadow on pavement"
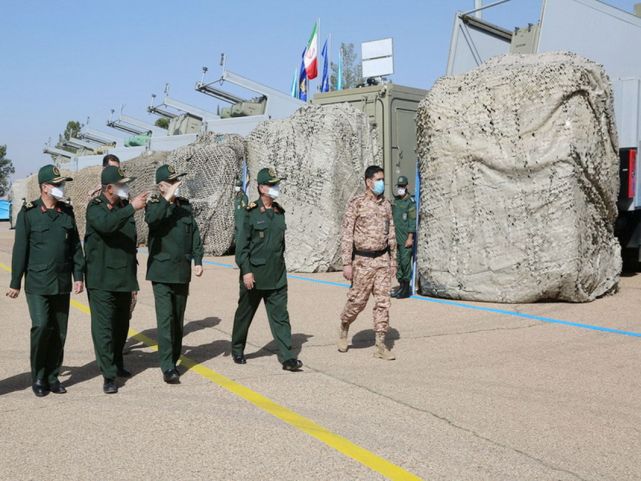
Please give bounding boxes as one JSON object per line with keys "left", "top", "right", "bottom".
{"left": 350, "top": 328, "right": 400, "bottom": 349}
{"left": 245, "top": 333, "right": 313, "bottom": 360}
{"left": 0, "top": 371, "right": 32, "bottom": 396}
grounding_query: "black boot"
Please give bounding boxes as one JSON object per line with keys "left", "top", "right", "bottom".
{"left": 397, "top": 280, "right": 411, "bottom": 299}
{"left": 390, "top": 284, "right": 402, "bottom": 297}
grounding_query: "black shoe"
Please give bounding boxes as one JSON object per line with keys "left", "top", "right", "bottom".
{"left": 49, "top": 380, "right": 67, "bottom": 394}
{"left": 32, "top": 379, "right": 49, "bottom": 397}
{"left": 390, "top": 284, "right": 402, "bottom": 297}
{"left": 282, "top": 359, "right": 303, "bottom": 372}
{"left": 232, "top": 354, "right": 247, "bottom": 365}
{"left": 103, "top": 379, "right": 118, "bottom": 394}
{"left": 163, "top": 369, "right": 180, "bottom": 384}
{"left": 116, "top": 367, "right": 132, "bottom": 378}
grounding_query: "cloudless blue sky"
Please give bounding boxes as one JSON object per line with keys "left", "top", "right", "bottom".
{"left": 1, "top": 0, "right": 636, "bottom": 178}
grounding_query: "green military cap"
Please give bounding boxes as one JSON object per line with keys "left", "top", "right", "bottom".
{"left": 101, "top": 165, "right": 135, "bottom": 185}
{"left": 155, "top": 164, "right": 186, "bottom": 184}
{"left": 38, "top": 164, "right": 73, "bottom": 185}
{"left": 256, "top": 167, "right": 284, "bottom": 185}
{"left": 397, "top": 175, "right": 409, "bottom": 186}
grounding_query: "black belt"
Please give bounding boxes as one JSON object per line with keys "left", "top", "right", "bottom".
{"left": 354, "top": 248, "right": 389, "bottom": 258}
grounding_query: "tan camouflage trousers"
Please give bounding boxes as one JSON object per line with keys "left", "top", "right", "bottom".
{"left": 340, "top": 254, "right": 391, "bottom": 333}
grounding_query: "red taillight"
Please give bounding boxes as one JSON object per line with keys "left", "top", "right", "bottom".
{"left": 628, "top": 149, "right": 637, "bottom": 200}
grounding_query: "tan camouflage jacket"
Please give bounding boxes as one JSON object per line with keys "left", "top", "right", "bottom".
{"left": 341, "top": 192, "right": 397, "bottom": 267}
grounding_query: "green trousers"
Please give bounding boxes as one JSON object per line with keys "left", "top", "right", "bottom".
{"left": 231, "top": 284, "right": 294, "bottom": 363}
{"left": 88, "top": 289, "right": 131, "bottom": 380}
{"left": 152, "top": 282, "right": 189, "bottom": 372}
{"left": 25, "top": 293, "right": 70, "bottom": 383}
{"left": 396, "top": 244, "right": 413, "bottom": 282}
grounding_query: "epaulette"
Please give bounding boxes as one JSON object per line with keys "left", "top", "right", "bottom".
{"left": 92, "top": 197, "right": 102, "bottom": 204}
{"left": 246, "top": 201, "right": 257, "bottom": 211}
{"left": 148, "top": 193, "right": 160, "bottom": 203}
{"left": 177, "top": 196, "right": 189, "bottom": 204}
{"left": 23, "top": 200, "right": 35, "bottom": 210}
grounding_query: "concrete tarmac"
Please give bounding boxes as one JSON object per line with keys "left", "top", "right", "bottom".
{"left": 0, "top": 222, "right": 639, "bottom": 481}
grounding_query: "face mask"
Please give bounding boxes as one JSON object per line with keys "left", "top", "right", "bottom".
{"left": 396, "top": 187, "right": 406, "bottom": 197}
{"left": 116, "top": 185, "right": 130, "bottom": 200}
{"left": 174, "top": 187, "right": 180, "bottom": 198}
{"left": 234, "top": 186, "right": 241, "bottom": 192}
{"left": 372, "top": 179, "right": 385, "bottom": 196}
{"left": 50, "top": 185, "right": 65, "bottom": 201}
{"left": 267, "top": 184, "right": 280, "bottom": 199}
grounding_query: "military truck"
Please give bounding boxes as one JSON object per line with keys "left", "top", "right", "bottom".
{"left": 313, "top": 83, "right": 427, "bottom": 196}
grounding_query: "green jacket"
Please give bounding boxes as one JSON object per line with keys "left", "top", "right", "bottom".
{"left": 10, "top": 198, "right": 84, "bottom": 294}
{"left": 84, "top": 194, "right": 139, "bottom": 292}
{"left": 236, "top": 198, "right": 287, "bottom": 290}
{"left": 392, "top": 194, "right": 416, "bottom": 244}
{"left": 145, "top": 195, "right": 204, "bottom": 284}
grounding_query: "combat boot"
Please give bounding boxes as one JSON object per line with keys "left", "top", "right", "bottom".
{"left": 397, "top": 281, "right": 411, "bottom": 299}
{"left": 337, "top": 324, "right": 349, "bottom": 352}
{"left": 374, "top": 332, "right": 396, "bottom": 360}
{"left": 390, "top": 284, "right": 402, "bottom": 297}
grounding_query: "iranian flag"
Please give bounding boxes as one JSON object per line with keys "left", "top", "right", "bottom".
{"left": 304, "top": 22, "right": 318, "bottom": 80}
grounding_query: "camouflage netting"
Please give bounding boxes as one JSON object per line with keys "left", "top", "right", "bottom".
{"left": 246, "top": 104, "right": 380, "bottom": 272}
{"left": 167, "top": 133, "right": 245, "bottom": 255}
{"left": 8, "top": 177, "right": 30, "bottom": 227}
{"left": 416, "top": 52, "right": 621, "bottom": 303}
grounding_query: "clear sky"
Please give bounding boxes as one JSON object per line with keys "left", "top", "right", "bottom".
{"left": 1, "top": 0, "right": 637, "bottom": 179}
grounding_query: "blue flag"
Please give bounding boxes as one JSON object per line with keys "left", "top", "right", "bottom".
{"left": 321, "top": 39, "right": 329, "bottom": 92}
{"left": 298, "top": 47, "right": 308, "bottom": 101}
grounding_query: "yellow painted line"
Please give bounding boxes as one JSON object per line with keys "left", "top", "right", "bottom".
{"left": 0, "top": 260, "right": 423, "bottom": 480}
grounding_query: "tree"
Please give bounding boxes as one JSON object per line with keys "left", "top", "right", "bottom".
{"left": 330, "top": 43, "right": 362, "bottom": 90}
{"left": 56, "top": 120, "right": 82, "bottom": 153}
{"left": 154, "top": 117, "right": 170, "bottom": 129}
{"left": 0, "top": 145, "right": 15, "bottom": 197}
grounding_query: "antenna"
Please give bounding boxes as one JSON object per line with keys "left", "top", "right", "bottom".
{"left": 109, "top": 108, "right": 115, "bottom": 122}
{"left": 150, "top": 93, "right": 157, "bottom": 108}
{"left": 164, "top": 83, "right": 170, "bottom": 96}
{"left": 220, "top": 52, "right": 226, "bottom": 71}
{"left": 201, "top": 66, "right": 208, "bottom": 84}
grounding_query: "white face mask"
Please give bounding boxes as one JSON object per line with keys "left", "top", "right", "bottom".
{"left": 396, "top": 187, "right": 406, "bottom": 197}
{"left": 267, "top": 184, "right": 280, "bottom": 199}
{"left": 234, "top": 186, "right": 241, "bottom": 192}
{"left": 116, "top": 185, "right": 130, "bottom": 200}
{"left": 50, "top": 185, "right": 65, "bottom": 201}
{"left": 174, "top": 187, "right": 180, "bottom": 198}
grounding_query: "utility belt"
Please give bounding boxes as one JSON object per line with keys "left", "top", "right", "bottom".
{"left": 353, "top": 247, "right": 389, "bottom": 259}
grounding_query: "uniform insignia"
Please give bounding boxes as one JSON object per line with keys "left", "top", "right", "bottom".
{"left": 268, "top": 168, "right": 277, "bottom": 177}
{"left": 246, "top": 201, "right": 257, "bottom": 211}
{"left": 92, "top": 197, "right": 102, "bottom": 204}
{"left": 168, "top": 165, "right": 176, "bottom": 174}
{"left": 53, "top": 166, "right": 61, "bottom": 176}
{"left": 149, "top": 193, "right": 160, "bottom": 203}
{"left": 24, "top": 200, "right": 34, "bottom": 210}
{"left": 118, "top": 167, "right": 125, "bottom": 177}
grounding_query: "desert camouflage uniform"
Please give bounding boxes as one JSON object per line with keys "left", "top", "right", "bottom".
{"left": 340, "top": 192, "right": 397, "bottom": 333}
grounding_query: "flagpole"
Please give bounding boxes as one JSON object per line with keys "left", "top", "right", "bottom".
{"left": 317, "top": 17, "right": 321, "bottom": 92}
{"left": 328, "top": 32, "right": 332, "bottom": 91}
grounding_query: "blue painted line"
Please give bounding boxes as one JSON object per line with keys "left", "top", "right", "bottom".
{"left": 202, "top": 259, "right": 641, "bottom": 339}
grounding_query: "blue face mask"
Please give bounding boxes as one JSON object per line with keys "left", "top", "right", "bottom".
{"left": 372, "top": 179, "right": 385, "bottom": 196}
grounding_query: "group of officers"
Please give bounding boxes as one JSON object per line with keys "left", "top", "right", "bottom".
{"left": 7, "top": 155, "right": 416, "bottom": 397}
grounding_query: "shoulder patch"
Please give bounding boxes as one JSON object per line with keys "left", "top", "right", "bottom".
{"left": 148, "top": 193, "right": 160, "bottom": 203}
{"left": 246, "top": 201, "right": 257, "bottom": 211}
{"left": 92, "top": 197, "right": 102, "bottom": 204}
{"left": 24, "top": 200, "right": 34, "bottom": 210}
{"left": 273, "top": 202, "right": 286, "bottom": 214}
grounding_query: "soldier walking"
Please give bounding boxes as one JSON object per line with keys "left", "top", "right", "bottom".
{"left": 145, "top": 165, "right": 204, "bottom": 384}
{"left": 234, "top": 177, "right": 249, "bottom": 238}
{"left": 391, "top": 176, "right": 416, "bottom": 299}
{"left": 338, "top": 165, "right": 397, "bottom": 360}
{"left": 6, "top": 165, "right": 85, "bottom": 396}
{"left": 231, "top": 167, "right": 303, "bottom": 371}
{"left": 85, "top": 166, "right": 148, "bottom": 394}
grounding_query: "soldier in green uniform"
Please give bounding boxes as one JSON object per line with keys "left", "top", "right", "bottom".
{"left": 391, "top": 176, "right": 416, "bottom": 299}
{"left": 85, "top": 166, "right": 148, "bottom": 394}
{"left": 145, "top": 165, "right": 204, "bottom": 384}
{"left": 6, "top": 165, "right": 85, "bottom": 397}
{"left": 231, "top": 167, "right": 303, "bottom": 371}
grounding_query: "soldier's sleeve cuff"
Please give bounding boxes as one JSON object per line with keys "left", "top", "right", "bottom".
{"left": 193, "top": 257, "right": 203, "bottom": 266}
{"left": 9, "top": 278, "right": 21, "bottom": 290}
{"left": 73, "top": 271, "right": 84, "bottom": 282}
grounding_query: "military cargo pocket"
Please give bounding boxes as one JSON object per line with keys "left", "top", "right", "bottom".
{"left": 250, "top": 258, "right": 266, "bottom": 266}
{"left": 155, "top": 252, "right": 172, "bottom": 262}
{"left": 27, "top": 263, "right": 49, "bottom": 273}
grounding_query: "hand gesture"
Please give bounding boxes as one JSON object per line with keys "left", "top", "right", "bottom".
{"left": 243, "top": 272, "right": 255, "bottom": 290}
{"left": 342, "top": 265, "right": 353, "bottom": 281}
{"left": 6, "top": 288, "right": 20, "bottom": 299}
{"left": 131, "top": 192, "right": 149, "bottom": 211}
{"left": 164, "top": 181, "right": 182, "bottom": 202}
